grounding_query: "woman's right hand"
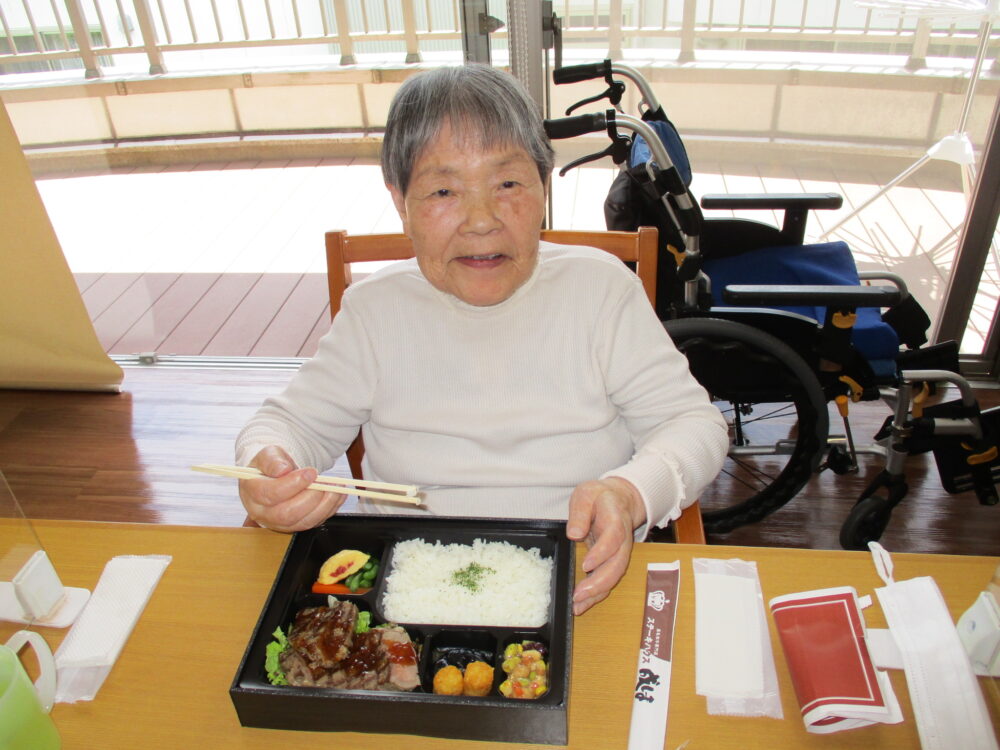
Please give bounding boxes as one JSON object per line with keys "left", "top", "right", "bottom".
{"left": 239, "top": 446, "right": 346, "bottom": 532}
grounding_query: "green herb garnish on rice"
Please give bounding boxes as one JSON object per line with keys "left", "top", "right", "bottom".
{"left": 451, "top": 562, "right": 496, "bottom": 593}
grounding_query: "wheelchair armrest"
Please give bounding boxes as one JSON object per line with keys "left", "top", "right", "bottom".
{"left": 700, "top": 193, "right": 843, "bottom": 245}
{"left": 722, "top": 284, "right": 902, "bottom": 308}
{"left": 700, "top": 193, "right": 844, "bottom": 211}
{"left": 859, "top": 270, "right": 910, "bottom": 299}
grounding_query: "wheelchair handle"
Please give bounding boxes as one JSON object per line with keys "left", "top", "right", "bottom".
{"left": 544, "top": 111, "right": 677, "bottom": 172}
{"left": 553, "top": 59, "right": 661, "bottom": 114}
{"left": 543, "top": 112, "right": 608, "bottom": 140}
{"left": 552, "top": 60, "right": 612, "bottom": 84}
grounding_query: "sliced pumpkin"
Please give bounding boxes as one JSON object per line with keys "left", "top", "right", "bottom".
{"left": 317, "top": 550, "right": 370, "bottom": 585}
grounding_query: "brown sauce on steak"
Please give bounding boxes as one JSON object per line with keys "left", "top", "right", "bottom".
{"left": 287, "top": 602, "right": 356, "bottom": 669}
{"left": 386, "top": 637, "right": 417, "bottom": 665}
{"left": 340, "top": 631, "right": 386, "bottom": 677}
{"left": 281, "top": 604, "right": 419, "bottom": 692}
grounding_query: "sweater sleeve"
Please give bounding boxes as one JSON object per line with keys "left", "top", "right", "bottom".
{"left": 596, "top": 279, "right": 729, "bottom": 539}
{"left": 234, "top": 297, "right": 377, "bottom": 471}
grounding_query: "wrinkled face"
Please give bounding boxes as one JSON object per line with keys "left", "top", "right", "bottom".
{"left": 388, "top": 121, "right": 546, "bottom": 307}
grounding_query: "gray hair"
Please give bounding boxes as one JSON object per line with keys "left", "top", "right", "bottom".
{"left": 381, "top": 64, "right": 555, "bottom": 195}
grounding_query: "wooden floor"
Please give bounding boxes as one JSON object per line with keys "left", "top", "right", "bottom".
{"left": 0, "top": 368, "right": 290, "bottom": 527}
{"left": 1, "top": 366, "right": 998, "bottom": 557}
{"left": 36, "top": 151, "right": 1000, "bottom": 358}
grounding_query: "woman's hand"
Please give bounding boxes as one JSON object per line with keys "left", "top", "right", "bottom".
{"left": 239, "top": 446, "right": 346, "bottom": 532}
{"left": 566, "top": 477, "right": 646, "bottom": 616}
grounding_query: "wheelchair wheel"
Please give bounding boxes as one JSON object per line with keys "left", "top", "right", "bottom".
{"left": 839, "top": 495, "right": 894, "bottom": 550}
{"left": 664, "top": 317, "right": 829, "bottom": 533}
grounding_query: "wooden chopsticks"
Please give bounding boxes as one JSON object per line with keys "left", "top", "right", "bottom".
{"left": 191, "top": 463, "right": 422, "bottom": 505}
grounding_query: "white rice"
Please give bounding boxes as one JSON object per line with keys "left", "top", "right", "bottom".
{"left": 381, "top": 538, "right": 554, "bottom": 627}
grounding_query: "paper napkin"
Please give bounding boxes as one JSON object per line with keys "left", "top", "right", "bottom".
{"left": 54, "top": 554, "right": 171, "bottom": 703}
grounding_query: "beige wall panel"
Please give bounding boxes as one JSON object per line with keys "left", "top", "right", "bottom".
{"left": 5, "top": 98, "right": 111, "bottom": 145}
{"left": 106, "top": 89, "right": 236, "bottom": 138}
{"left": 649, "top": 82, "right": 777, "bottom": 132}
{"left": 234, "top": 84, "right": 363, "bottom": 130}
{"left": 361, "top": 82, "right": 403, "bottom": 128}
{"left": 780, "top": 86, "right": 934, "bottom": 140}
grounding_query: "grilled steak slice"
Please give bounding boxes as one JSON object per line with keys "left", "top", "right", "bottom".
{"left": 278, "top": 649, "right": 314, "bottom": 687}
{"left": 278, "top": 605, "right": 419, "bottom": 692}
{"left": 287, "top": 602, "right": 358, "bottom": 674}
{"left": 379, "top": 626, "right": 420, "bottom": 691}
{"left": 338, "top": 630, "right": 390, "bottom": 690}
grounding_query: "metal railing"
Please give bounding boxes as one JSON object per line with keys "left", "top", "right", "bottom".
{"left": 0, "top": 0, "right": 462, "bottom": 77}
{"left": 585, "top": 0, "right": 998, "bottom": 66}
{"left": 0, "top": 0, "right": 996, "bottom": 79}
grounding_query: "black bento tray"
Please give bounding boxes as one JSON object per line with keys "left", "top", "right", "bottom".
{"left": 230, "top": 516, "right": 575, "bottom": 745}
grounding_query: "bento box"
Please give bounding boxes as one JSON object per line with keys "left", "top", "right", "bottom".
{"left": 230, "top": 516, "right": 575, "bottom": 745}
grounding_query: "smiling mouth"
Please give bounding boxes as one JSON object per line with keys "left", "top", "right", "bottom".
{"left": 455, "top": 253, "right": 507, "bottom": 268}
{"left": 461, "top": 253, "right": 504, "bottom": 260}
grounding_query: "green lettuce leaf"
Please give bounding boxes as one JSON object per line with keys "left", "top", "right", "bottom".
{"left": 265, "top": 626, "right": 289, "bottom": 686}
{"left": 355, "top": 610, "right": 372, "bottom": 633}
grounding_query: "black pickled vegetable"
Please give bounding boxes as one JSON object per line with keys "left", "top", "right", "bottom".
{"left": 432, "top": 646, "right": 494, "bottom": 674}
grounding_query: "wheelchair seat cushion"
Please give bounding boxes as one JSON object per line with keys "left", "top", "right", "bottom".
{"left": 701, "top": 241, "right": 901, "bottom": 364}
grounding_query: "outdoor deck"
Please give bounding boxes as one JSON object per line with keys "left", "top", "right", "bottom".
{"left": 37, "top": 150, "right": 993, "bottom": 358}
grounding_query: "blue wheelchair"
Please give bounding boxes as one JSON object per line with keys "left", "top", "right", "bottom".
{"left": 545, "top": 60, "right": 1000, "bottom": 549}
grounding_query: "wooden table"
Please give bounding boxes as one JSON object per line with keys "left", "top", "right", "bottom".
{"left": 3, "top": 521, "right": 998, "bottom": 749}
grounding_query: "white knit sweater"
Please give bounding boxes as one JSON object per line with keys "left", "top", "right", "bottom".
{"left": 235, "top": 241, "right": 728, "bottom": 537}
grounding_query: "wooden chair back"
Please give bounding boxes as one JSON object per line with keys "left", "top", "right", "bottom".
{"left": 325, "top": 226, "right": 659, "bottom": 316}
{"left": 324, "top": 226, "right": 705, "bottom": 544}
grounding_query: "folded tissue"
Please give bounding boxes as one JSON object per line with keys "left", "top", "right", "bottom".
{"left": 54, "top": 554, "right": 171, "bottom": 703}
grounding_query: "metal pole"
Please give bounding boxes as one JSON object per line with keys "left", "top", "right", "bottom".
{"left": 461, "top": 0, "right": 491, "bottom": 63}
{"left": 506, "top": 0, "right": 548, "bottom": 224}
{"left": 933, "top": 93, "right": 1000, "bottom": 358}
{"left": 64, "top": 0, "right": 102, "bottom": 79}
{"left": 506, "top": 0, "right": 544, "bottom": 108}
{"left": 957, "top": 18, "right": 994, "bottom": 135}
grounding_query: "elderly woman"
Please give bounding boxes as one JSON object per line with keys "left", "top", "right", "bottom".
{"left": 236, "top": 64, "right": 728, "bottom": 615}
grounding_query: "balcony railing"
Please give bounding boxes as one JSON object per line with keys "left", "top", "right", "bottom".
{"left": 1, "top": 0, "right": 997, "bottom": 80}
